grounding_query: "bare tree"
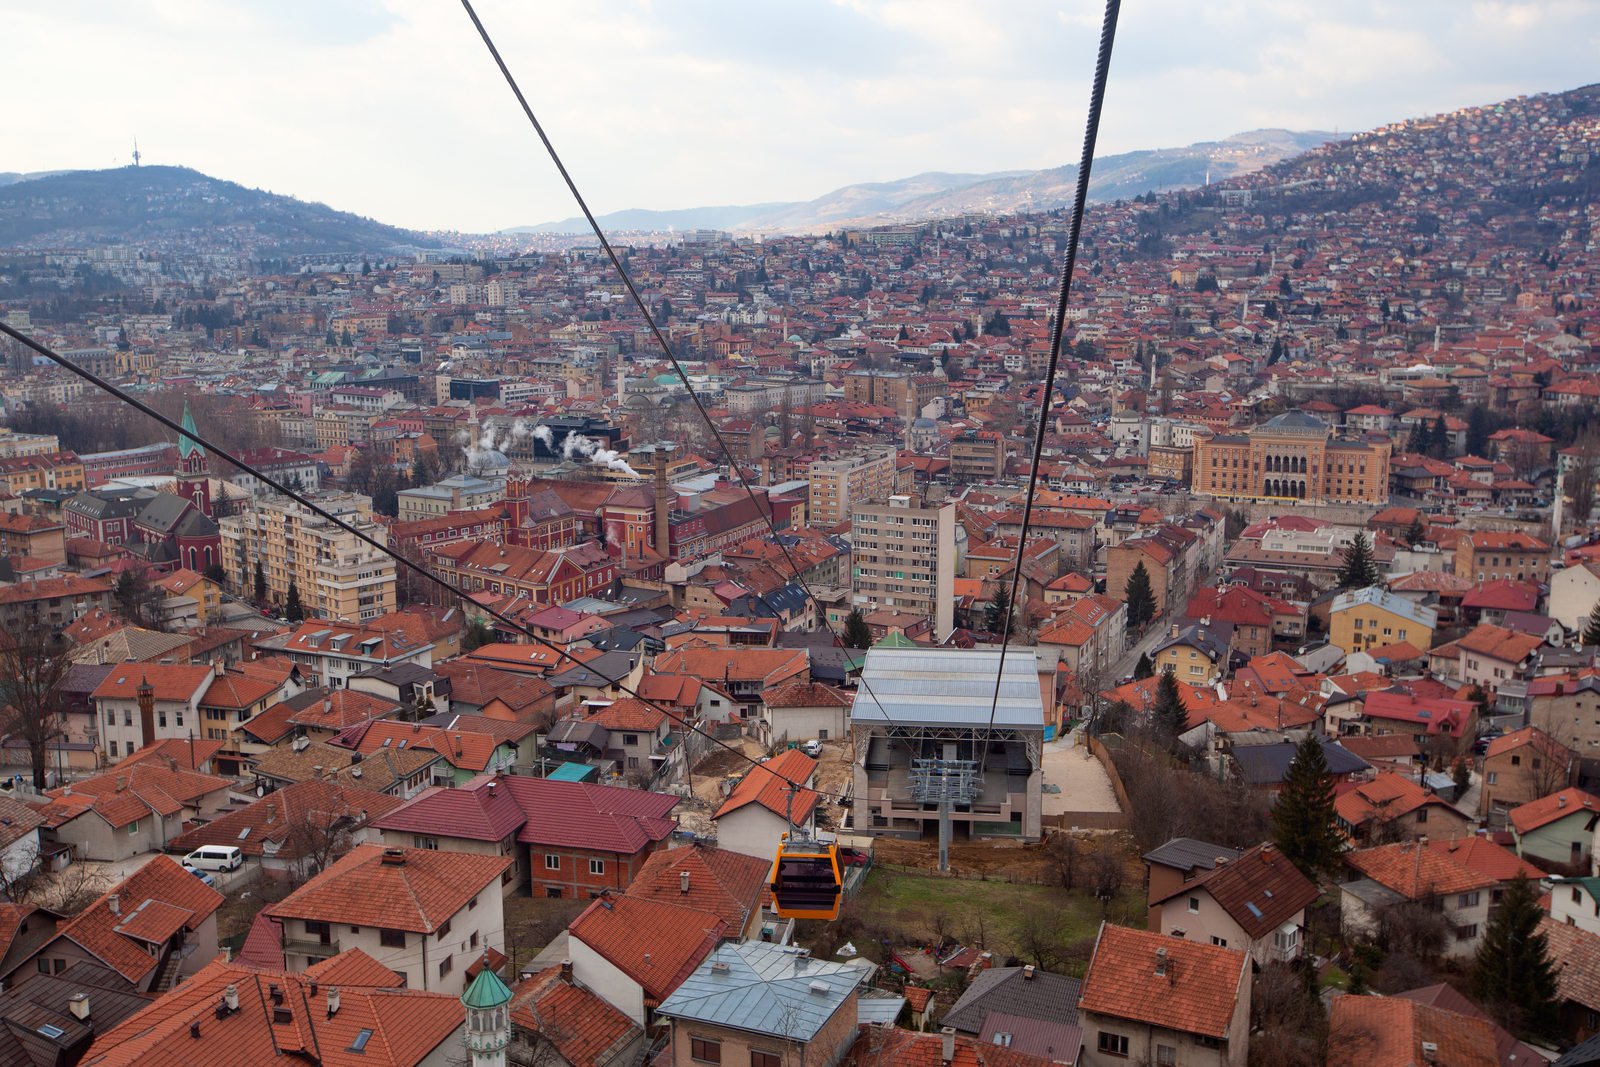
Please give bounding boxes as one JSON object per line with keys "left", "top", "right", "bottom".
{"left": 1568, "top": 429, "right": 1600, "bottom": 529}
{"left": 1047, "top": 832, "right": 1082, "bottom": 890}
{"left": 1087, "top": 844, "right": 1128, "bottom": 917}
{"left": 0, "top": 632, "right": 76, "bottom": 789}
{"left": 1249, "top": 962, "right": 1326, "bottom": 1067}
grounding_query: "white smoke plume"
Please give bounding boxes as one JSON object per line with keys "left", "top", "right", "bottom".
{"left": 529, "top": 424, "right": 641, "bottom": 478}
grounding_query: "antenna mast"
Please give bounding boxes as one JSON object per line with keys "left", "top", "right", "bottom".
{"left": 132, "top": 139, "right": 141, "bottom": 167}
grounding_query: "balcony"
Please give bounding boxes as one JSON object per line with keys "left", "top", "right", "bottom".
{"left": 282, "top": 938, "right": 340, "bottom": 960}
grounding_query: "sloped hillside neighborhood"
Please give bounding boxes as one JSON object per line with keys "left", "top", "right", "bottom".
{"left": 14, "top": 83, "right": 1600, "bottom": 1067}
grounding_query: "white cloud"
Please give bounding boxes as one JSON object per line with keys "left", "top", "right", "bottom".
{"left": 2, "top": 0, "right": 1597, "bottom": 233}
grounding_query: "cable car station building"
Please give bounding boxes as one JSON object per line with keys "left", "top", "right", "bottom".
{"left": 849, "top": 647, "right": 1048, "bottom": 843}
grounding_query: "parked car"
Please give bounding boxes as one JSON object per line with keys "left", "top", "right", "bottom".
{"left": 802, "top": 739, "right": 823, "bottom": 757}
{"left": 1473, "top": 729, "right": 1505, "bottom": 756}
{"left": 184, "top": 866, "right": 217, "bottom": 888}
{"left": 183, "top": 845, "right": 243, "bottom": 871}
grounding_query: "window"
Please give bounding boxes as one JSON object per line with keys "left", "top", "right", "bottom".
{"left": 128, "top": 820, "right": 139, "bottom": 835}
{"left": 305, "top": 920, "right": 331, "bottom": 944}
{"left": 692, "top": 1039, "right": 722, "bottom": 1064}
{"left": 1156, "top": 1047, "right": 1176, "bottom": 1066}
{"left": 349, "top": 1030, "right": 374, "bottom": 1053}
{"left": 1459, "top": 892, "right": 1481, "bottom": 908}
{"left": 547, "top": 887, "right": 563, "bottom": 898}
{"left": 1456, "top": 924, "right": 1479, "bottom": 940}
{"left": 437, "top": 919, "right": 452, "bottom": 939}
{"left": 623, "top": 734, "right": 639, "bottom": 746}
{"left": 1211, "top": 936, "right": 1228, "bottom": 947}
{"left": 35, "top": 960, "right": 48, "bottom": 975}
{"left": 1274, "top": 928, "right": 1298, "bottom": 951}
{"left": 471, "top": 930, "right": 479, "bottom": 948}
{"left": 590, "top": 859, "right": 605, "bottom": 875}
{"left": 752, "top": 1053, "right": 781, "bottom": 1067}
{"left": 546, "top": 854, "right": 561, "bottom": 870}
{"left": 1196, "top": 1035, "right": 1222, "bottom": 1049}
{"left": 1097, "top": 1033, "right": 1129, "bottom": 1057}
{"left": 439, "top": 954, "right": 452, "bottom": 978}
{"left": 818, "top": 730, "right": 828, "bottom": 740}
{"left": 1512, "top": 755, "right": 1521, "bottom": 766}
{"left": 414, "top": 837, "right": 438, "bottom": 850}
{"left": 1487, "top": 772, "right": 1498, "bottom": 785}
{"left": 380, "top": 929, "right": 406, "bottom": 948}
{"left": 1416, "top": 809, "right": 1428, "bottom": 824}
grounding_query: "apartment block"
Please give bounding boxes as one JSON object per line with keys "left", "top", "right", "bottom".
{"left": 219, "top": 491, "right": 396, "bottom": 622}
{"left": 809, "top": 449, "right": 898, "bottom": 527}
{"left": 849, "top": 494, "right": 956, "bottom": 640}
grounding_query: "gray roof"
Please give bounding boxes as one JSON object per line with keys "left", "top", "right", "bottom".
{"left": 1340, "top": 878, "right": 1406, "bottom": 910}
{"left": 941, "top": 967, "right": 1082, "bottom": 1034}
{"left": 1231, "top": 743, "right": 1370, "bottom": 786}
{"left": 1152, "top": 624, "right": 1231, "bottom": 663}
{"left": 1140, "top": 837, "right": 1234, "bottom": 873}
{"left": 1261, "top": 410, "right": 1328, "bottom": 434}
{"left": 856, "top": 990, "right": 907, "bottom": 1026}
{"left": 978, "top": 1012, "right": 1083, "bottom": 1063}
{"left": 655, "top": 941, "right": 866, "bottom": 1041}
{"left": 851, "top": 648, "right": 1045, "bottom": 729}
{"left": 547, "top": 650, "right": 640, "bottom": 688}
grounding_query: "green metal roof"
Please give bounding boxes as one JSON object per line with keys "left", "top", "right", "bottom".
{"left": 873, "top": 632, "right": 918, "bottom": 648}
{"left": 547, "top": 761, "right": 598, "bottom": 782}
{"left": 178, "top": 402, "right": 203, "bottom": 460}
{"left": 461, "top": 964, "right": 513, "bottom": 1009}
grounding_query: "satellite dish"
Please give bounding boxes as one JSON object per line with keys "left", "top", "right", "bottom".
{"left": 255, "top": 784, "right": 265, "bottom": 797}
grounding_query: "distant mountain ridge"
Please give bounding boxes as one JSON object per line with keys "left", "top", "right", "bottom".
{"left": 505, "top": 129, "right": 1333, "bottom": 236}
{"left": 0, "top": 165, "right": 439, "bottom": 252}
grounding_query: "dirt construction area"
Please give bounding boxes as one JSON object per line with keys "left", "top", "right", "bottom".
{"left": 679, "top": 738, "right": 857, "bottom": 837}
{"left": 1039, "top": 733, "right": 1121, "bottom": 816}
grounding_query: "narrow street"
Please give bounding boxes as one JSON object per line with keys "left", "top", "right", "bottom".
{"left": 1110, "top": 611, "right": 1172, "bottom": 683}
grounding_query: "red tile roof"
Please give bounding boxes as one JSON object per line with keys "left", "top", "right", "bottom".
{"left": 499, "top": 776, "right": 679, "bottom": 853}
{"left": 1077, "top": 923, "right": 1249, "bottom": 1039}
{"left": 83, "top": 954, "right": 465, "bottom": 1067}
{"left": 53, "top": 856, "right": 223, "bottom": 983}
{"left": 567, "top": 894, "right": 726, "bottom": 1002}
{"left": 1344, "top": 841, "right": 1495, "bottom": 899}
{"left": 843, "top": 1025, "right": 1067, "bottom": 1067}
{"left": 624, "top": 846, "right": 769, "bottom": 933}
{"left": 119, "top": 736, "right": 225, "bottom": 772}
{"left": 268, "top": 843, "right": 511, "bottom": 934}
{"left": 1425, "top": 835, "right": 1545, "bottom": 883}
{"left": 1327, "top": 995, "right": 1497, "bottom": 1067}
{"left": 1509, "top": 787, "right": 1599, "bottom": 834}
{"left": 90, "top": 663, "right": 213, "bottom": 702}
{"left": 1334, "top": 772, "right": 1464, "bottom": 833}
{"left": 170, "top": 778, "right": 404, "bottom": 860}
{"left": 1539, "top": 916, "right": 1600, "bottom": 1012}
{"left": 374, "top": 775, "right": 526, "bottom": 842}
{"left": 714, "top": 748, "right": 819, "bottom": 822}
{"left": 1152, "top": 843, "right": 1319, "bottom": 939}
{"left": 37, "top": 763, "right": 232, "bottom": 831}
{"left": 510, "top": 966, "right": 641, "bottom": 1067}
{"left": 587, "top": 698, "right": 667, "bottom": 732}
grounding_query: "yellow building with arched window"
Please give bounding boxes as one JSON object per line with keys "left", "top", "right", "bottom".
{"left": 1192, "top": 409, "right": 1390, "bottom": 505}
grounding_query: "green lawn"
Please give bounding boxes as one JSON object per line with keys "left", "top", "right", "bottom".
{"left": 847, "top": 865, "right": 1146, "bottom": 972}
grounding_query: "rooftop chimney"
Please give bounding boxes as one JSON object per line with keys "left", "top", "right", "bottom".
{"left": 115, "top": 776, "right": 127, "bottom": 792}
{"left": 1214, "top": 857, "right": 1228, "bottom": 868}
{"left": 1559, "top": 794, "right": 1568, "bottom": 808}
{"left": 1422, "top": 1042, "right": 1438, "bottom": 1063}
{"left": 381, "top": 848, "right": 406, "bottom": 867}
{"left": 1449, "top": 831, "right": 1459, "bottom": 851}
{"left": 680, "top": 871, "right": 691, "bottom": 894}
{"left": 224, "top": 984, "right": 239, "bottom": 1012}
{"left": 941, "top": 1028, "right": 956, "bottom": 1066}
{"left": 269, "top": 983, "right": 283, "bottom": 1006}
{"left": 326, "top": 987, "right": 340, "bottom": 1016}
{"left": 1155, "top": 947, "right": 1168, "bottom": 976}
{"left": 68, "top": 994, "right": 89, "bottom": 1021}
{"left": 107, "top": 894, "right": 119, "bottom": 916}
{"left": 1022, "top": 965, "right": 1035, "bottom": 980}
{"left": 560, "top": 960, "right": 574, "bottom": 984}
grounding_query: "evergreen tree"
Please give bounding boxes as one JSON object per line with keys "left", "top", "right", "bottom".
{"left": 1429, "top": 414, "right": 1451, "bottom": 458}
{"left": 1124, "top": 560, "right": 1157, "bottom": 628}
{"left": 413, "top": 455, "right": 429, "bottom": 487}
{"left": 1472, "top": 872, "right": 1560, "bottom": 1035}
{"left": 203, "top": 562, "right": 227, "bottom": 588}
{"left": 984, "top": 583, "right": 1014, "bottom": 635}
{"left": 1151, "top": 668, "right": 1189, "bottom": 741}
{"left": 1406, "top": 420, "right": 1430, "bottom": 456}
{"left": 1133, "top": 652, "right": 1155, "bottom": 680}
{"left": 1404, "top": 515, "right": 1427, "bottom": 546}
{"left": 843, "top": 609, "right": 873, "bottom": 650}
{"left": 1583, "top": 600, "right": 1600, "bottom": 647}
{"left": 1270, "top": 734, "right": 1345, "bottom": 878}
{"left": 253, "top": 560, "right": 267, "bottom": 602}
{"left": 1336, "top": 532, "right": 1381, "bottom": 590}
{"left": 285, "top": 581, "right": 304, "bottom": 622}
{"left": 1466, "top": 405, "right": 1492, "bottom": 459}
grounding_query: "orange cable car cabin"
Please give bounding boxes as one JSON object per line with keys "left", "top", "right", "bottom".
{"left": 768, "top": 836, "right": 842, "bottom": 921}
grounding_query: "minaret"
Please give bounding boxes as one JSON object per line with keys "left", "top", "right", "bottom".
{"left": 460, "top": 965, "right": 513, "bottom": 1067}
{"left": 176, "top": 401, "right": 211, "bottom": 517}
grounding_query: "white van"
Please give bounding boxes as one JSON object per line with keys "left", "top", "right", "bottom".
{"left": 183, "top": 846, "right": 243, "bottom": 872}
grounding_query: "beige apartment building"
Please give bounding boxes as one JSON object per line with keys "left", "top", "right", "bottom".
{"left": 809, "top": 449, "right": 898, "bottom": 527}
{"left": 849, "top": 494, "right": 957, "bottom": 640}
{"left": 0, "top": 430, "right": 62, "bottom": 459}
{"left": 219, "top": 491, "right": 396, "bottom": 622}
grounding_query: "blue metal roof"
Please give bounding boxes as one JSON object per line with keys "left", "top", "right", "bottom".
{"left": 547, "top": 762, "right": 599, "bottom": 782}
{"left": 656, "top": 942, "right": 866, "bottom": 1040}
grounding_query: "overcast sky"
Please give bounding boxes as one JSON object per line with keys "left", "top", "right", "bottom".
{"left": 6, "top": 1, "right": 1599, "bottom": 234}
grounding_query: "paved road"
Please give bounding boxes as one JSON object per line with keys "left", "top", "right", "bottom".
{"left": 1109, "top": 613, "right": 1174, "bottom": 684}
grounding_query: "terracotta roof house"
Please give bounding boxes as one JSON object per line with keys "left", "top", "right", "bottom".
{"left": 712, "top": 748, "right": 819, "bottom": 863}
{"left": 758, "top": 680, "right": 851, "bottom": 749}
{"left": 1150, "top": 842, "right": 1319, "bottom": 967}
{"left": 22, "top": 856, "right": 223, "bottom": 992}
{"left": 80, "top": 951, "right": 469, "bottom": 1067}
{"left": 434, "top": 661, "right": 523, "bottom": 713}
{"left": 35, "top": 763, "right": 234, "bottom": 862}
{"left": 1509, "top": 788, "right": 1600, "bottom": 868}
{"left": 1480, "top": 725, "right": 1577, "bottom": 819}
{"left": 90, "top": 663, "right": 216, "bottom": 764}
{"left": 1394, "top": 982, "right": 1549, "bottom": 1067}
{"left": 508, "top": 964, "right": 645, "bottom": 1067}
{"left": 1539, "top": 917, "right": 1600, "bottom": 1046}
{"left": 168, "top": 778, "right": 404, "bottom": 878}
{"left": 1076, "top": 923, "right": 1251, "bottom": 1067}
{"left": 843, "top": 1026, "right": 1071, "bottom": 1067}
{"left": 281, "top": 687, "right": 402, "bottom": 742}
{"left": 1333, "top": 772, "right": 1474, "bottom": 846}
{"left": 1340, "top": 840, "right": 1496, "bottom": 957}
{"left": 266, "top": 843, "right": 510, "bottom": 995}
{"left": 622, "top": 845, "right": 772, "bottom": 942}
{"left": 566, "top": 892, "right": 727, "bottom": 1026}
{"left": 1326, "top": 995, "right": 1497, "bottom": 1067}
